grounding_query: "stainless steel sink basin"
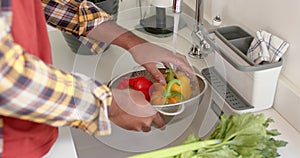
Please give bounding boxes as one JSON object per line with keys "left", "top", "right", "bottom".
{"left": 50, "top": 10, "right": 219, "bottom": 156}
{"left": 68, "top": 33, "right": 219, "bottom": 156}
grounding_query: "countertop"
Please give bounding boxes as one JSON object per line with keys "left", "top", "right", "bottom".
{"left": 46, "top": 26, "right": 300, "bottom": 157}
{"left": 257, "top": 109, "right": 300, "bottom": 157}
{"left": 43, "top": 106, "right": 300, "bottom": 158}
{"left": 44, "top": 127, "right": 78, "bottom": 158}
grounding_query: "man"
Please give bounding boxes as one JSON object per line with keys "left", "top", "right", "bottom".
{"left": 0, "top": 0, "right": 193, "bottom": 157}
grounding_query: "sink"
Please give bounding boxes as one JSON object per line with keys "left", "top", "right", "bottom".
{"left": 49, "top": 8, "right": 219, "bottom": 156}
{"left": 68, "top": 29, "right": 218, "bottom": 155}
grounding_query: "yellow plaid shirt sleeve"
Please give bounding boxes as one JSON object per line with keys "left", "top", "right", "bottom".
{"left": 0, "top": 1, "right": 113, "bottom": 153}
{"left": 0, "top": 33, "right": 112, "bottom": 136}
{"left": 42, "top": 0, "right": 113, "bottom": 54}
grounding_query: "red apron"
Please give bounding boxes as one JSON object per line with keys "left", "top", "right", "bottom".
{"left": 2, "top": 0, "right": 58, "bottom": 157}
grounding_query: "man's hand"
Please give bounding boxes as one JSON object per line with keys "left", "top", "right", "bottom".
{"left": 108, "top": 89, "right": 165, "bottom": 132}
{"left": 86, "top": 21, "right": 195, "bottom": 84}
{"left": 128, "top": 42, "right": 194, "bottom": 84}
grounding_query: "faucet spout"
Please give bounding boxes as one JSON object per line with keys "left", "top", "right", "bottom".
{"left": 173, "top": 0, "right": 209, "bottom": 59}
{"left": 195, "top": 0, "right": 204, "bottom": 31}
{"left": 173, "top": 0, "right": 182, "bottom": 13}
{"left": 173, "top": 0, "right": 210, "bottom": 58}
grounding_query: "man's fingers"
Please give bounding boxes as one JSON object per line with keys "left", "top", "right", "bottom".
{"left": 143, "top": 63, "right": 166, "bottom": 84}
{"left": 173, "top": 54, "right": 195, "bottom": 75}
{"left": 141, "top": 126, "right": 151, "bottom": 132}
{"left": 112, "top": 89, "right": 157, "bottom": 117}
{"left": 152, "top": 113, "right": 165, "bottom": 129}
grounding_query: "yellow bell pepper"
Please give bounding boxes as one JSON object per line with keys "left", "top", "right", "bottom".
{"left": 175, "top": 71, "right": 192, "bottom": 100}
{"left": 150, "top": 69, "right": 192, "bottom": 105}
{"left": 168, "top": 95, "right": 182, "bottom": 104}
{"left": 170, "top": 83, "right": 182, "bottom": 93}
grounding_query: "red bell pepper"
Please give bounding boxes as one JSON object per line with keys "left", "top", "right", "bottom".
{"left": 117, "top": 78, "right": 131, "bottom": 89}
{"left": 117, "top": 76, "right": 153, "bottom": 101}
{"left": 131, "top": 76, "right": 153, "bottom": 101}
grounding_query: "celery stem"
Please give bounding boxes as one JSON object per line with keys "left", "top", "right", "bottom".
{"left": 128, "top": 139, "right": 221, "bottom": 158}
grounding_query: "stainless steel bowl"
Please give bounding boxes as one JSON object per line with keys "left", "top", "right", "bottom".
{"left": 107, "top": 68, "right": 207, "bottom": 115}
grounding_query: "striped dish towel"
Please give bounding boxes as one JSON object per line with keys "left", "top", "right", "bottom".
{"left": 247, "top": 30, "right": 289, "bottom": 64}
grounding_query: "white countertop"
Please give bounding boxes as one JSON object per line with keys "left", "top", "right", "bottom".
{"left": 258, "top": 109, "right": 300, "bottom": 157}
{"left": 43, "top": 108, "right": 300, "bottom": 158}
{"left": 43, "top": 127, "right": 78, "bottom": 158}
{"left": 46, "top": 25, "right": 300, "bottom": 158}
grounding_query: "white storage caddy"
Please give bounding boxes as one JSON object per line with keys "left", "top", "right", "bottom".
{"left": 211, "top": 26, "right": 283, "bottom": 112}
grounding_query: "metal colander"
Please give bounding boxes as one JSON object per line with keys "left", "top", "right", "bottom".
{"left": 107, "top": 68, "right": 207, "bottom": 115}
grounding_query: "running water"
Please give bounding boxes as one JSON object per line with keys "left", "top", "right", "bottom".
{"left": 171, "top": 13, "right": 180, "bottom": 71}
{"left": 172, "top": 13, "right": 180, "bottom": 54}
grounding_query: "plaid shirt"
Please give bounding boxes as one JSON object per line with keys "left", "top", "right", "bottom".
{"left": 43, "top": 0, "right": 113, "bottom": 54}
{"left": 0, "top": 0, "right": 113, "bottom": 154}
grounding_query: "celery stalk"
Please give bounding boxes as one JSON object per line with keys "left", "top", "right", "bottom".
{"left": 128, "top": 139, "right": 221, "bottom": 158}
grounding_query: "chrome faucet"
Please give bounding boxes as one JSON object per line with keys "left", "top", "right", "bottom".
{"left": 173, "top": 0, "right": 210, "bottom": 58}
